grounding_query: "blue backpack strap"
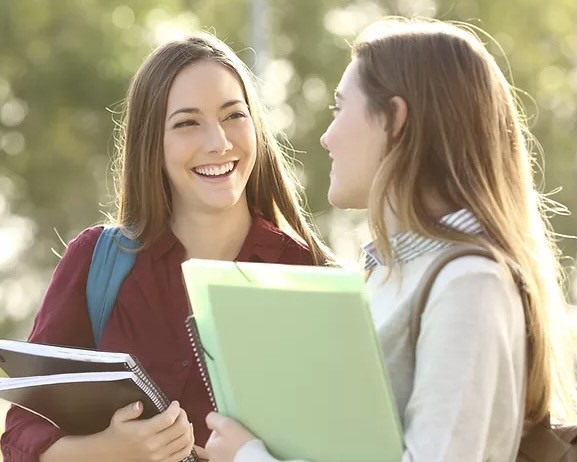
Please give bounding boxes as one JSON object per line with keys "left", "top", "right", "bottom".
{"left": 86, "top": 227, "right": 139, "bottom": 346}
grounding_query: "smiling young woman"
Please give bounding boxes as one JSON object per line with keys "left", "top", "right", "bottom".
{"left": 0, "top": 33, "right": 334, "bottom": 462}
{"left": 162, "top": 59, "right": 258, "bottom": 260}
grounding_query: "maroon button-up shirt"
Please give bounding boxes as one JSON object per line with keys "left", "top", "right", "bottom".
{"left": 1, "top": 214, "right": 314, "bottom": 461}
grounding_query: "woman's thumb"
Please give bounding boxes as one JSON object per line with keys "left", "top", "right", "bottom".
{"left": 113, "top": 401, "right": 143, "bottom": 423}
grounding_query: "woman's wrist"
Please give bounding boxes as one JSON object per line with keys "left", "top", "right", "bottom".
{"left": 40, "top": 431, "right": 111, "bottom": 462}
{"left": 234, "top": 439, "right": 278, "bottom": 462}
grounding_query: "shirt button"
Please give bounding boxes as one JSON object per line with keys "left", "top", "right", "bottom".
{"left": 182, "top": 360, "right": 189, "bottom": 367}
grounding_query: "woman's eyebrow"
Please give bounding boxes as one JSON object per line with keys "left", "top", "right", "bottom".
{"left": 167, "top": 99, "right": 246, "bottom": 121}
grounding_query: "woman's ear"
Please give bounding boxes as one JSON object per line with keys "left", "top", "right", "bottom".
{"left": 389, "top": 96, "right": 408, "bottom": 138}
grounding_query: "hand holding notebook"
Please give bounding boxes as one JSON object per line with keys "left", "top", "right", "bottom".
{"left": 0, "top": 339, "right": 198, "bottom": 462}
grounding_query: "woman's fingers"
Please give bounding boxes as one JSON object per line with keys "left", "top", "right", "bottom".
{"left": 193, "top": 444, "right": 210, "bottom": 460}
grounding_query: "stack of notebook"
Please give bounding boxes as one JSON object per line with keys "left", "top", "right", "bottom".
{"left": 0, "top": 340, "right": 196, "bottom": 461}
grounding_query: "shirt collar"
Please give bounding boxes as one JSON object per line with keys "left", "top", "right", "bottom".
{"left": 150, "top": 212, "right": 290, "bottom": 264}
{"left": 235, "top": 213, "right": 288, "bottom": 263}
{"left": 363, "top": 209, "right": 483, "bottom": 270}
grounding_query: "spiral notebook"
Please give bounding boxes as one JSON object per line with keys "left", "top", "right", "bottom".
{"left": 0, "top": 340, "right": 196, "bottom": 461}
{"left": 181, "top": 259, "right": 404, "bottom": 462}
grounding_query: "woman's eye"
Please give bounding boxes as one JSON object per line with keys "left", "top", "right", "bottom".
{"left": 173, "top": 120, "right": 199, "bottom": 129}
{"left": 328, "top": 104, "right": 340, "bottom": 116}
{"left": 225, "top": 112, "right": 247, "bottom": 121}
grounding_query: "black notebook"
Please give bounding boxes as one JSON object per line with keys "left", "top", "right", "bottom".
{"left": 0, "top": 339, "right": 197, "bottom": 461}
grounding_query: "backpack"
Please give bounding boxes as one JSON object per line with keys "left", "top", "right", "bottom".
{"left": 409, "top": 244, "right": 577, "bottom": 461}
{"left": 85, "top": 227, "right": 139, "bottom": 346}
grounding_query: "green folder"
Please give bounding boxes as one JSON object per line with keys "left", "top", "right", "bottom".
{"left": 181, "top": 260, "right": 403, "bottom": 462}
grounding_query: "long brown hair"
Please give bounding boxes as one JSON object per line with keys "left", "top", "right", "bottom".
{"left": 113, "top": 32, "right": 333, "bottom": 265}
{"left": 354, "top": 17, "right": 575, "bottom": 422}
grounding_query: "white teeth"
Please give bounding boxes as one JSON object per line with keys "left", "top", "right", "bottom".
{"left": 193, "top": 161, "right": 235, "bottom": 176}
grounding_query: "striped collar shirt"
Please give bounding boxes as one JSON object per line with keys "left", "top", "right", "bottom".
{"left": 363, "top": 209, "right": 484, "bottom": 271}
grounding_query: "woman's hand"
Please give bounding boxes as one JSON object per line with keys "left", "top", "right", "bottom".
{"left": 102, "top": 400, "right": 195, "bottom": 461}
{"left": 204, "top": 412, "right": 257, "bottom": 462}
{"left": 39, "top": 400, "right": 197, "bottom": 462}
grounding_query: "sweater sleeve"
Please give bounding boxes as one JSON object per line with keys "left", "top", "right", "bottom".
{"left": 234, "top": 439, "right": 308, "bottom": 462}
{"left": 1, "top": 227, "right": 102, "bottom": 462}
{"left": 401, "top": 262, "right": 525, "bottom": 462}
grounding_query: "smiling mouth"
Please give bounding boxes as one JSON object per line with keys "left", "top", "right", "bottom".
{"left": 192, "top": 161, "right": 238, "bottom": 178}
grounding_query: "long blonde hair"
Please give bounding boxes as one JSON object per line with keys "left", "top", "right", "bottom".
{"left": 354, "top": 17, "right": 576, "bottom": 422}
{"left": 114, "top": 33, "right": 333, "bottom": 265}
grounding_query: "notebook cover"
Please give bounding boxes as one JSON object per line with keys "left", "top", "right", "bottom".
{"left": 0, "top": 341, "right": 130, "bottom": 378}
{"left": 0, "top": 372, "right": 160, "bottom": 434}
{"left": 182, "top": 260, "right": 403, "bottom": 462}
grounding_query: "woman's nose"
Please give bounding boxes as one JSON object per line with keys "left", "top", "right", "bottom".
{"left": 320, "top": 132, "right": 329, "bottom": 151}
{"left": 205, "top": 123, "right": 232, "bottom": 154}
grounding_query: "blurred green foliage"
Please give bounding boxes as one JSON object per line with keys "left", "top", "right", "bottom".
{"left": 0, "top": 0, "right": 575, "bottom": 336}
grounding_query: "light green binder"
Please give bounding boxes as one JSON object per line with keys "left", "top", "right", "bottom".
{"left": 181, "top": 260, "right": 403, "bottom": 462}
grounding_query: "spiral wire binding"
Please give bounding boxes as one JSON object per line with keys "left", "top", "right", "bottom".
{"left": 124, "top": 357, "right": 199, "bottom": 462}
{"left": 186, "top": 316, "right": 217, "bottom": 412}
{"left": 126, "top": 358, "right": 169, "bottom": 407}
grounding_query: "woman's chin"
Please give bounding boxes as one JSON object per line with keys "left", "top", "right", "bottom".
{"left": 328, "top": 188, "right": 367, "bottom": 210}
{"left": 328, "top": 189, "right": 348, "bottom": 210}
{"left": 199, "top": 192, "right": 248, "bottom": 213}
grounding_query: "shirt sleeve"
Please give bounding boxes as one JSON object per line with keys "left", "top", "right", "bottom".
{"left": 401, "top": 265, "right": 525, "bottom": 462}
{"left": 234, "top": 439, "right": 308, "bottom": 462}
{"left": 1, "top": 227, "right": 101, "bottom": 462}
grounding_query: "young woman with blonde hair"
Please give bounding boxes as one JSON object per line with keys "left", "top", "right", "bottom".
{"left": 203, "top": 17, "right": 576, "bottom": 462}
{"left": 1, "top": 33, "right": 333, "bottom": 462}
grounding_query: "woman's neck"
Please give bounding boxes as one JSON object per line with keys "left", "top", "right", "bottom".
{"left": 170, "top": 202, "right": 253, "bottom": 261}
{"left": 384, "top": 194, "right": 456, "bottom": 237}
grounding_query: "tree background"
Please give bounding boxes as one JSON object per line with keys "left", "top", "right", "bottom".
{"left": 0, "top": 0, "right": 575, "bottom": 331}
{"left": 0, "top": 0, "right": 575, "bottom": 445}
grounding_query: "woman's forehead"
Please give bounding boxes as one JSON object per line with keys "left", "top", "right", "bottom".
{"left": 335, "top": 60, "right": 362, "bottom": 98}
{"left": 166, "top": 61, "right": 246, "bottom": 112}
